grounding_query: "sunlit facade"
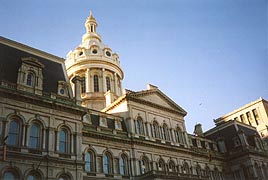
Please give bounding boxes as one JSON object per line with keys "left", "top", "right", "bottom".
{"left": 0, "top": 12, "right": 267, "bottom": 180}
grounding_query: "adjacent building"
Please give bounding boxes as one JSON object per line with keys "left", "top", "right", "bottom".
{"left": 215, "top": 98, "right": 268, "bottom": 142}
{"left": 0, "top": 12, "right": 267, "bottom": 180}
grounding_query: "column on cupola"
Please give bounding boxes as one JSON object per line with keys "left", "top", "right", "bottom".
{"left": 146, "top": 122, "right": 152, "bottom": 137}
{"left": 102, "top": 68, "right": 105, "bottom": 92}
{"left": 114, "top": 72, "right": 118, "bottom": 96}
{"left": 86, "top": 68, "right": 91, "bottom": 92}
{"left": 171, "top": 128, "right": 176, "bottom": 143}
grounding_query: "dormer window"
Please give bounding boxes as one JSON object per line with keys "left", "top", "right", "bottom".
{"left": 57, "top": 81, "right": 69, "bottom": 97}
{"left": 17, "top": 57, "right": 44, "bottom": 95}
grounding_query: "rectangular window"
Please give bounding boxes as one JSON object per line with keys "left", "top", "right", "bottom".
{"left": 246, "top": 112, "right": 252, "bottom": 125}
{"left": 81, "top": 77, "right": 86, "bottom": 93}
{"left": 192, "top": 139, "right": 197, "bottom": 147}
{"left": 252, "top": 109, "right": 260, "bottom": 125}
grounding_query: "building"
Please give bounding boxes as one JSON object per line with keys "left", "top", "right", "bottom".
{"left": 215, "top": 98, "right": 268, "bottom": 141}
{"left": 204, "top": 120, "right": 268, "bottom": 180}
{"left": 0, "top": 12, "right": 267, "bottom": 180}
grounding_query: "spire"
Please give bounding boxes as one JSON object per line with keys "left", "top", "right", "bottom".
{"left": 85, "top": 10, "right": 97, "bottom": 33}
{"left": 83, "top": 11, "right": 102, "bottom": 42}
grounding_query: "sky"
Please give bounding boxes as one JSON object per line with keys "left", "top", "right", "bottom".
{"left": 1, "top": 0, "right": 267, "bottom": 133}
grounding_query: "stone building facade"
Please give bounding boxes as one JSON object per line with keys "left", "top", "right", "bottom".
{"left": 215, "top": 98, "right": 268, "bottom": 141}
{"left": 0, "top": 12, "right": 267, "bottom": 180}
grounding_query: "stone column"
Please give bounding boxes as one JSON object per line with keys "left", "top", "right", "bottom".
{"left": 143, "top": 122, "right": 147, "bottom": 136}
{"left": 114, "top": 73, "right": 118, "bottom": 96}
{"left": 147, "top": 123, "right": 152, "bottom": 137}
{"left": 102, "top": 68, "right": 106, "bottom": 92}
{"left": 86, "top": 68, "right": 91, "bottom": 92}
{"left": 22, "top": 124, "right": 27, "bottom": 147}
{"left": 42, "top": 128, "right": 46, "bottom": 149}
{"left": 171, "top": 129, "right": 176, "bottom": 143}
{"left": 160, "top": 127, "right": 164, "bottom": 140}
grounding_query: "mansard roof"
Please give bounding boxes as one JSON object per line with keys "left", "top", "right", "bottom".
{"left": 0, "top": 36, "right": 69, "bottom": 95}
{"left": 103, "top": 87, "right": 187, "bottom": 116}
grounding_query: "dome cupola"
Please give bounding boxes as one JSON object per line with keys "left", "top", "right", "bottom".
{"left": 65, "top": 11, "right": 124, "bottom": 111}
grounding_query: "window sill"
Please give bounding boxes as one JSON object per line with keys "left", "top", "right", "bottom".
{"left": 28, "top": 149, "right": 42, "bottom": 154}
{"left": 58, "top": 153, "right": 72, "bottom": 159}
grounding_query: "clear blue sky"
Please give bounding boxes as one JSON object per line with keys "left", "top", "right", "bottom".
{"left": 1, "top": 0, "right": 267, "bottom": 133}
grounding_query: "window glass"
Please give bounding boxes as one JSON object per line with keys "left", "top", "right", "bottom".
{"left": 81, "top": 77, "right": 86, "bottom": 93}
{"left": 26, "top": 72, "right": 35, "bottom": 86}
{"left": 119, "top": 155, "right": 127, "bottom": 175}
{"left": 93, "top": 75, "right": 99, "bottom": 92}
{"left": 7, "top": 120, "right": 19, "bottom": 145}
{"left": 85, "top": 152, "right": 92, "bottom": 172}
{"left": 59, "top": 130, "right": 67, "bottom": 153}
{"left": 103, "top": 153, "right": 110, "bottom": 174}
{"left": 106, "top": 77, "right": 111, "bottom": 91}
{"left": 4, "top": 172, "right": 15, "bottom": 180}
{"left": 29, "top": 123, "right": 40, "bottom": 149}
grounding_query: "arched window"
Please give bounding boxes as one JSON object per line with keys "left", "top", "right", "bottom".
{"left": 175, "top": 127, "right": 183, "bottom": 143}
{"left": 85, "top": 151, "right": 94, "bottom": 172}
{"left": 182, "top": 162, "right": 190, "bottom": 174}
{"left": 106, "top": 76, "right": 111, "bottom": 91}
{"left": 140, "top": 157, "right": 149, "bottom": 174}
{"left": 163, "top": 124, "right": 169, "bottom": 141}
{"left": 196, "top": 164, "right": 202, "bottom": 176}
{"left": 58, "top": 174, "right": 71, "bottom": 180}
{"left": 103, "top": 152, "right": 112, "bottom": 174}
{"left": 26, "top": 72, "right": 35, "bottom": 86}
{"left": 59, "top": 129, "right": 68, "bottom": 153}
{"left": 204, "top": 166, "right": 211, "bottom": 179}
{"left": 26, "top": 171, "right": 41, "bottom": 180}
{"left": 29, "top": 123, "right": 41, "bottom": 149}
{"left": 263, "top": 164, "right": 268, "bottom": 178}
{"left": 119, "top": 154, "right": 128, "bottom": 176}
{"left": 212, "top": 168, "right": 221, "bottom": 180}
{"left": 255, "top": 163, "right": 263, "bottom": 180}
{"left": 169, "top": 160, "right": 176, "bottom": 172}
{"left": 7, "top": 119, "right": 20, "bottom": 146}
{"left": 93, "top": 75, "right": 99, "bottom": 92}
{"left": 4, "top": 172, "right": 14, "bottom": 180}
{"left": 136, "top": 117, "right": 143, "bottom": 135}
{"left": 152, "top": 121, "right": 160, "bottom": 138}
{"left": 158, "top": 159, "right": 165, "bottom": 171}
{"left": 81, "top": 77, "right": 86, "bottom": 93}
{"left": 3, "top": 170, "right": 19, "bottom": 180}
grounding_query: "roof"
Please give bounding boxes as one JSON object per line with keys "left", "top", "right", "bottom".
{"left": 214, "top": 97, "right": 267, "bottom": 124}
{"left": 0, "top": 36, "right": 69, "bottom": 95}
{"left": 103, "top": 87, "right": 187, "bottom": 116}
{"left": 204, "top": 120, "right": 259, "bottom": 151}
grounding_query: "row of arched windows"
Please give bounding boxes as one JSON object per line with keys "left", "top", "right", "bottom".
{"left": 135, "top": 117, "right": 185, "bottom": 144}
{"left": 6, "top": 115, "right": 73, "bottom": 154}
{"left": 139, "top": 156, "right": 222, "bottom": 180}
{"left": 79, "top": 75, "right": 112, "bottom": 93}
{"left": 84, "top": 150, "right": 129, "bottom": 176}
{"left": 1, "top": 168, "right": 72, "bottom": 180}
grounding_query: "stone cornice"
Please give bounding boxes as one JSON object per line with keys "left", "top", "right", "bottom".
{"left": 0, "top": 85, "right": 86, "bottom": 116}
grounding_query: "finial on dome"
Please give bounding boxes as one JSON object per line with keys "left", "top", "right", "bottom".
{"left": 88, "top": 10, "right": 96, "bottom": 21}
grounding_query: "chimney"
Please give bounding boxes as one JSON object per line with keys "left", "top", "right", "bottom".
{"left": 194, "top": 124, "right": 203, "bottom": 137}
{"left": 105, "top": 90, "right": 114, "bottom": 107}
{"left": 72, "top": 76, "right": 82, "bottom": 105}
